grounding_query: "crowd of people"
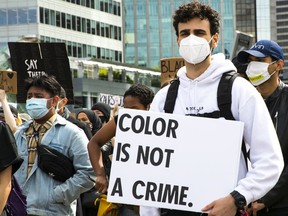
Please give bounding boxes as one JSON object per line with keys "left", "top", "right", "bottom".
{"left": 0, "top": 1, "right": 287, "bottom": 216}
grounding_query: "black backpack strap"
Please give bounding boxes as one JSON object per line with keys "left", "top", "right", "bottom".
{"left": 164, "top": 78, "right": 180, "bottom": 114}
{"left": 217, "top": 71, "right": 249, "bottom": 168}
{"left": 217, "top": 71, "right": 239, "bottom": 120}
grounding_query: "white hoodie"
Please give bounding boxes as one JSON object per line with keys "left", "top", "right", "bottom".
{"left": 143, "top": 53, "right": 283, "bottom": 215}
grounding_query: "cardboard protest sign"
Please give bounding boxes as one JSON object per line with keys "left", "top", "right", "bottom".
{"left": 108, "top": 109, "right": 244, "bottom": 212}
{"left": 0, "top": 71, "right": 17, "bottom": 94}
{"left": 160, "top": 57, "right": 184, "bottom": 87}
{"left": 8, "top": 42, "right": 74, "bottom": 103}
{"left": 99, "top": 93, "right": 123, "bottom": 107}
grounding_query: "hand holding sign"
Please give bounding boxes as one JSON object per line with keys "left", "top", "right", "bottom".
{"left": 108, "top": 109, "right": 244, "bottom": 213}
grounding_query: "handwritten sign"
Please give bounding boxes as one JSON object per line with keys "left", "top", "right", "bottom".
{"left": 160, "top": 57, "right": 184, "bottom": 87}
{"left": 108, "top": 109, "right": 244, "bottom": 212}
{"left": 0, "top": 71, "right": 17, "bottom": 94}
{"left": 99, "top": 93, "right": 123, "bottom": 107}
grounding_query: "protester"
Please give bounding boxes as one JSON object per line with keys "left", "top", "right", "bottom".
{"left": 88, "top": 84, "right": 155, "bottom": 216}
{"left": 76, "top": 109, "right": 102, "bottom": 136}
{"left": 237, "top": 39, "right": 288, "bottom": 216}
{"left": 145, "top": 1, "right": 284, "bottom": 216}
{"left": 91, "top": 102, "right": 111, "bottom": 126}
{"left": 13, "top": 74, "right": 95, "bottom": 215}
{"left": 57, "top": 87, "right": 92, "bottom": 139}
{"left": 56, "top": 87, "right": 95, "bottom": 215}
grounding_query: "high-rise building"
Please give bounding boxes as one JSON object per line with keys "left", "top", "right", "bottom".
{"left": 0, "top": 0, "right": 161, "bottom": 109}
{"left": 235, "top": 0, "right": 257, "bottom": 38}
{"left": 273, "top": 0, "right": 288, "bottom": 79}
{"left": 0, "top": 0, "right": 123, "bottom": 62}
{"left": 123, "top": 0, "right": 235, "bottom": 69}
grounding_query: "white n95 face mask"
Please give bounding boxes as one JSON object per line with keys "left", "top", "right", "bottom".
{"left": 246, "top": 61, "right": 277, "bottom": 86}
{"left": 179, "top": 34, "right": 213, "bottom": 65}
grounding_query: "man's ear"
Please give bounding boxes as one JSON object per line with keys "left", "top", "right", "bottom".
{"left": 277, "top": 59, "right": 284, "bottom": 69}
{"left": 62, "top": 97, "right": 68, "bottom": 106}
{"left": 146, "top": 103, "right": 151, "bottom": 111}
{"left": 211, "top": 33, "right": 219, "bottom": 48}
{"left": 177, "top": 36, "right": 180, "bottom": 47}
{"left": 52, "top": 95, "right": 60, "bottom": 107}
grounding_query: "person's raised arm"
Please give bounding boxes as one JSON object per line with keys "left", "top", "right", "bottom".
{"left": 0, "top": 90, "right": 17, "bottom": 133}
{"left": 87, "top": 117, "right": 117, "bottom": 193}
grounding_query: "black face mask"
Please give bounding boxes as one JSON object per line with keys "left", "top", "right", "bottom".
{"left": 99, "top": 116, "right": 107, "bottom": 124}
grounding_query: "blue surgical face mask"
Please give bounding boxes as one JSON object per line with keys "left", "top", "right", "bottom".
{"left": 26, "top": 98, "right": 51, "bottom": 119}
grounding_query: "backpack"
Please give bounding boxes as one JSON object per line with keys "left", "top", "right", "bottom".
{"left": 164, "top": 71, "right": 248, "bottom": 164}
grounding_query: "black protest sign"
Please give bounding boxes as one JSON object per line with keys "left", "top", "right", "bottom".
{"left": 8, "top": 42, "right": 74, "bottom": 103}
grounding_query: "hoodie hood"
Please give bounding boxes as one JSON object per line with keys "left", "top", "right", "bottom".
{"left": 177, "top": 53, "right": 237, "bottom": 84}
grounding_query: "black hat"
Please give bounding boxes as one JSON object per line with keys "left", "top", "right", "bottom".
{"left": 91, "top": 102, "right": 111, "bottom": 123}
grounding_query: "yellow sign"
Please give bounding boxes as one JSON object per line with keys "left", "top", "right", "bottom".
{"left": 0, "top": 70, "right": 17, "bottom": 94}
{"left": 160, "top": 57, "right": 184, "bottom": 87}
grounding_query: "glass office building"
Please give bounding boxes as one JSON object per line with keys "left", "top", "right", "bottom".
{"left": 235, "top": 0, "right": 256, "bottom": 38}
{"left": 274, "top": 0, "right": 288, "bottom": 79}
{"left": 123, "top": 0, "right": 235, "bottom": 69}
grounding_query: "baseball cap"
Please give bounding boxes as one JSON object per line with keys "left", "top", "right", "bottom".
{"left": 237, "top": 40, "right": 284, "bottom": 63}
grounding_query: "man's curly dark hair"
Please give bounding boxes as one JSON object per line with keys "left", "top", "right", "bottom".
{"left": 124, "top": 84, "right": 154, "bottom": 109}
{"left": 25, "top": 74, "right": 61, "bottom": 97}
{"left": 173, "top": 1, "right": 220, "bottom": 37}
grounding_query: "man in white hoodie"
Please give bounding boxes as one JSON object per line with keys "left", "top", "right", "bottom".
{"left": 143, "top": 1, "right": 284, "bottom": 216}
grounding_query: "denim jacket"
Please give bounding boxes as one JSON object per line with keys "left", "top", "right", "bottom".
{"left": 14, "top": 115, "right": 95, "bottom": 216}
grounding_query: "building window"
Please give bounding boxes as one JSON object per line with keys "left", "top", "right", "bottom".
{"left": 72, "top": 15, "right": 76, "bottom": 30}
{"left": 40, "top": 7, "right": 44, "bottom": 23}
{"left": 44, "top": 8, "right": 49, "bottom": 24}
{"left": 56, "top": 11, "right": 61, "bottom": 27}
{"left": 82, "top": 18, "right": 87, "bottom": 32}
{"left": 96, "top": 21, "right": 100, "bottom": 35}
{"left": 66, "top": 14, "right": 71, "bottom": 29}
{"left": 61, "top": 12, "right": 66, "bottom": 28}
{"left": 18, "top": 8, "right": 28, "bottom": 24}
{"left": 91, "top": 20, "right": 96, "bottom": 34}
{"left": 0, "top": 9, "right": 7, "bottom": 25}
{"left": 87, "top": 19, "right": 91, "bottom": 33}
{"left": 29, "top": 8, "right": 37, "bottom": 23}
{"left": 77, "top": 17, "right": 81, "bottom": 31}
{"left": 8, "top": 9, "right": 17, "bottom": 25}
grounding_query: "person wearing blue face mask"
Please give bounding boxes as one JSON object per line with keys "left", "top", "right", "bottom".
{"left": 13, "top": 74, "right": 95, "bottom": 216}
{"left": 237, "top": 40, "right": 288, "bottom": 216}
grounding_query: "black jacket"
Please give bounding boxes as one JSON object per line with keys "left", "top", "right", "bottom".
{"left": 261, "top": 80, "right": 288, "bottom": 209}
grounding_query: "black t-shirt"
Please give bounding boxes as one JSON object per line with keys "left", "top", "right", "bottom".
{"left": 0, "top": 122, "right": 23, "bottom": 174}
